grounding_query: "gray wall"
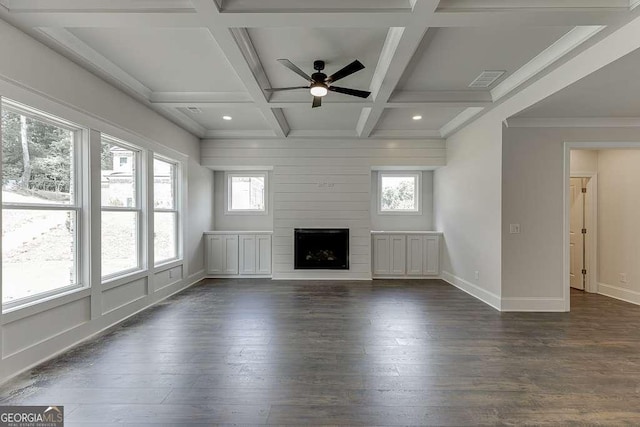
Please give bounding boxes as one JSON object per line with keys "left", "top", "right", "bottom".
{"left": 202, "top": 138, "right": 446, "bottom": 280}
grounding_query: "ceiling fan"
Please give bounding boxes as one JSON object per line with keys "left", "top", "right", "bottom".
{"left": 266, "top": 59, "right": 372, "bottom": 108}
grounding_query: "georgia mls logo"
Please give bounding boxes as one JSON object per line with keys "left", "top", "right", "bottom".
{"left": 0, "top": 405, "right": 64, "bottom": 427}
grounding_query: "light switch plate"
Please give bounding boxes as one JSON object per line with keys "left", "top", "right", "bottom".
{"left": 509, "top": 224, "right": 521, "bottom": 234}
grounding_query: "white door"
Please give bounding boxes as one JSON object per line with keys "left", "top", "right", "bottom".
{"left": 256, "top": 235, "right": 272, "bottom": 275}
{"left": 223, "top": 235, "right": 239, "bottom": 275}
{"left": 390, "top": 235, "right": 406, "bottom": 275}
{"left": 239, "top": 235, "right": 257, "bottom": 274}
{"left": 406, "top": 235, "right": 424, "bottom": 276}
{"left": 423, "top": 235, "right": 440, "bottom": 276}
{"left": 206, "top": 235, "right": 223, "bottom": 274}
{"left": 570, "top": 177, "right": 585, "bottom": 290}
{"left": 373, "top": 235, "right": 391, "bottom": 275}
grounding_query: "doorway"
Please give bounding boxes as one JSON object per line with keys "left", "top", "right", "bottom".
{"left": 569, "top": 176, "right": 595, "bottom": 292}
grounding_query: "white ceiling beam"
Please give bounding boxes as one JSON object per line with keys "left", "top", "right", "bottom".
{"left": 438, "top": 0, "right": 630, "bottom": 9}
{"left": 491, "top": 25, "right": 604, "bottom": 102}
{"left": 1, "top": 7, "right": 626, "bottom": 29}
{"left": 506, "top": 117, "right": 640, "bottom": 128}
{"left": 149, "top": 92, "right": 253, "bottom": 106}
{"left": 430, "top": 9, "right": 628, "bottom": 27}
{"left": 357, "top": 1, "right": 440, "bottom": 138}
{"left": 388, "top": 90, "right": 492, "bottom": 107}
{"left": 2, "top": 0, "right": 193, "bottom": 11}
{"left": 188, "top": 0, "right": 290, "bottom": 137}
{"left": 370, "top": 129, "right": 443, "bottom": 138}
{"left": 439, "top": 107, "right": 485, "bottom": 137}
{"left": 156, "top": 105, "right": 207, "bottom": 137}
{"left": 2, "top": 12, "right": 201, "bottom": 28}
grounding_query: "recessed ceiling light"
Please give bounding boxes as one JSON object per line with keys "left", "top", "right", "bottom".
{"left": 412, "top": 115, "right": 422, "bottom": 121}
{"left": 222, "top": 115, "right": 232, "bottom": 121}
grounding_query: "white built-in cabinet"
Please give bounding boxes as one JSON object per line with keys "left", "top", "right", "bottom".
{"left": 205, "top": 232, "right": 272, "bottom": 277}
{"left": 372, "top": 232, "right": 441, "bottom": 278}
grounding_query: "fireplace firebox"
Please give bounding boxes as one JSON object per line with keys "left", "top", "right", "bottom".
{"left": 294, "top": 228, "right": 349, "bottom": 270}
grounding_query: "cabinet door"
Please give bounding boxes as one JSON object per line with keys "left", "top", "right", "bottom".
{"left": 239, "top": 235, "right": 257, "bottom": 274}
{"left": 222, "top": 235, "right": 239, "bottom": 275}
{"left": 205, "top": 235, "right": 223, "bottom": 274}
{"left": 256, "top": 235, "right": 272, "bottom": 275}
{"left": 372, "top": 235, "right": 391, "bottom": 275}
{"left": 406, "top": 235, "right": 424, "bottom": 276}
{"left": 423, "top": 235, "right": 440, "bottom": 276}
{"left": 390, "top": 235, "right": 406, "bottom": 275}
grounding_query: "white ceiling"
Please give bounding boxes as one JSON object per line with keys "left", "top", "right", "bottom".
{"left": 514, "top": 47, "right": 640, "bottom": 120}
{"left": 0, "top": 0, "right": 637, "bottom": 140}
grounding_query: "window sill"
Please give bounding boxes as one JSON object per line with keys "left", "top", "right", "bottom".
{"left": 154, "top": 258, "right": 183, "bottom": 272}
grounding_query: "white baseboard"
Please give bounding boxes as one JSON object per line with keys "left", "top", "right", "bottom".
{"left": 500, "top": 296, "right": 566, "bottom": 312}
{"left": 372, "top": 275, "right": 441, "bottom": 280}
{"left": 441, "top": 271, "right": 501, "bottom": 311}
{"left": 598, "top": 282, "right": 640, "bottom": 306}
{"left": 206, "top": 274, "right": 272, "bottom": 279}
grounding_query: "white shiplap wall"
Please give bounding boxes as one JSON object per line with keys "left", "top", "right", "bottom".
{"left": 201, "top": 139, "right": 446, "bottom": 279}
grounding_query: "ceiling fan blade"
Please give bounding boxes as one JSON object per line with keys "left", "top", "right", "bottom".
{"left": 328, "top": 86, "right": 371, "bottom": 99}
{"left": 312, "top": 96, "right": 322, "bottom": 108}
{"left": 326, "top": 60, "right": 365, "bottom": 83}
{"left": 265, "top": 86, "right": 309, "bottom": 92}
{"left": 277, "top": 59, "right": 312, "bottom": 82}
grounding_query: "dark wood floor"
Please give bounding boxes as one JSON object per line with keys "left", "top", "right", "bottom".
{"left": 2, "top": 280, "right": 640, "bottom": 425}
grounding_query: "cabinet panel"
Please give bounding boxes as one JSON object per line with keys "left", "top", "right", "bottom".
{"left": 239, "top": 235, "right": 257, "bottom": 274}
{"left": 223, "top": 235, "right": 239, "bottom": 275}
{"left": 206, "top": 235, "right": 223, "bottom": 274}
{"left": 390, "top": 235, "right": 406, "bottom": 275}
{"left": 256, "top": 235, "right": 272, "bottom": 275}
{"left": 424, "top": 236, "right": 440, "bottom": 276}
{"left": 406, "top": 235, "right": 424, "bottom": 276}
{"left": 372, "top": 235, "right": 390, "bottom": 275}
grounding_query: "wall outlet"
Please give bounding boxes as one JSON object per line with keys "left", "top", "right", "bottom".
{"left": 619, "top": 273, "right": 628, "bottom": 284}
{"left": 474, "top": 270, "right": 480, "bottom": 280}
{"left": 509, "top": 224, "right": 521, "bottom": 234}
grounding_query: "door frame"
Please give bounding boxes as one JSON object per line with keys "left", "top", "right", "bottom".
{"left": 563, "top": 141, "right": 640, "bottom": 311}
{"left": 569, "top": 173, "right": 597, "bottom": 294}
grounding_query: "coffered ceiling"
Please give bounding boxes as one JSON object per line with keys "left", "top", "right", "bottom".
{"left": 0, "top": 0, "right": 637, "bottom": 140}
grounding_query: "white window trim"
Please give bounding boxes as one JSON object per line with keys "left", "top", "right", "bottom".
{"left": 224, "top": 171, "right": 268, "bottom": 215}
{"left": 1, "top": 100, "right": 87, "bottom": 310}
{"left": 153, "top": 155, "right": 181, "bottom": 266}
{"left": 100, "top": 135, "right": 144, "bottom": 281}
{"left": 378, "top": 172, "right": 422, "bottom": 215}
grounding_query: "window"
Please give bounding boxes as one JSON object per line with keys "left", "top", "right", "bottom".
{"left": 1, "top": 100, "right": 82, "bottom": 306}
{"left": 379, "top": 172, "right": 421, "bottom": 214}
{"left": 101, "top": 137, "right": 142, "bottom": 279}
{"left": 154, "top": 157, "right": 178, "bottom": 264}
{"left": 226, "top": 172, "right": 267, "bottom": 213}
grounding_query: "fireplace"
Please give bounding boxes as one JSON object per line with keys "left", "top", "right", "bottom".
{"left": 294, "top": 228, "right": 349, "bottom": 270}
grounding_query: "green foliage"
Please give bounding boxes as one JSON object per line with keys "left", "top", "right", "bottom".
{"left": 382, "top": 179, "right": 415, "bottom": 210}
{"left": 2, "top": 109, "right": 73, "bottom": 194}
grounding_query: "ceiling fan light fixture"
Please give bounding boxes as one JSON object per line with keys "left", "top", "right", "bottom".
{"left": 310, "top": 83, "right": 328, "bottom": 97}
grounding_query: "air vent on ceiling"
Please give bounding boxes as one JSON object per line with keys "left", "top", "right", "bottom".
{"left": 469, "top": 70, "right": 506, "bottom": 88}
{"left": 186, "top": 107, "right": 202, "bottom": 114}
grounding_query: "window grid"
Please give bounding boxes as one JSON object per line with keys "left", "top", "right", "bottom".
{"left": 378, "top": 172, "right": 421, "bottom": 214}
{"left": 101, "top": 136, "right": 143, "bottom": 280}
{"left": 1, "top": 100, "right": 84, "bottom": 309}
{"left": 153, "top": 157, "right": 179, "bottom": 265}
